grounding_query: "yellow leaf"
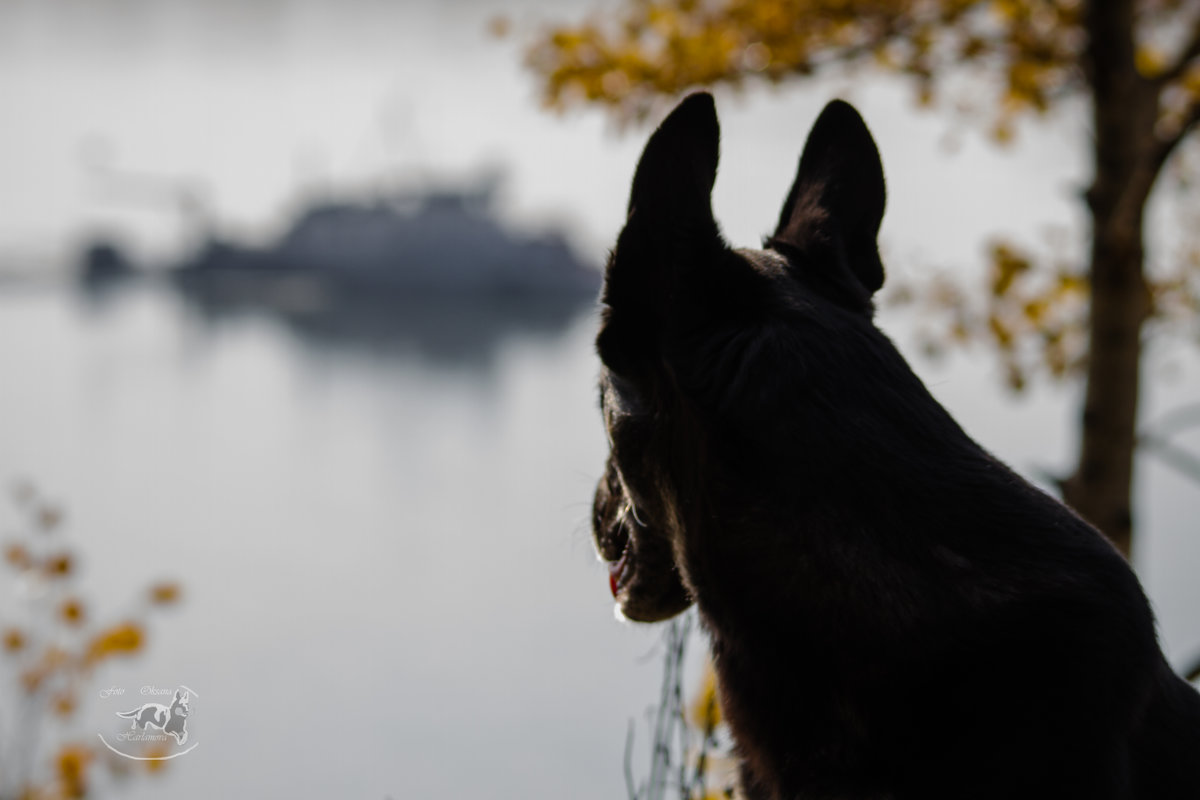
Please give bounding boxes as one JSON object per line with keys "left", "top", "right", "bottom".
{"left": 1135, "top": 47, "right": 1166, "bottom": 79}
{"left": 4, "top": 542, "right": 31, "bottom": 570}
{"left": 1004, "top": 361, "right": 1026, "bottom": 392}
{"left": 56, "top": 743, "right": 92, "bottom": 798}
{"left": 149, "top": 582, "right": 182, "bottom": 606}
{"left": 43, "top": 551, "right": 73, "bottom": 578}
{"left": 54, "top": 691, "right": 77, "bottom": 716}
{"left": 144, "top": 744, "right": 170, "bottom": 773}
{"left": 21, "top": 667, "right": 44, "bottom": 693}
{"left": 86, "top": 622, "right": 144, "bottom": 663}
{"left": 60, "top": 597, "right": 86, "bottom": 626}
{"left": 3, "top": 627, "right": 25, "bottom": 653}
{"left": 37, "top": 504, "right": 64, "bottom": 532}
{"left": 689, "top": 660, "right": 722, "bottom": 731}
{"left": 987, "top": 314, "right": 1014, "bottom": 348}
{"left": 487, "top": 15, "right": 511, "bottom": 39}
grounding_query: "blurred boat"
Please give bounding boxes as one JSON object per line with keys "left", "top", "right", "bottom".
{"left": 173, "top": 180, "right": 600, "bottom": 303}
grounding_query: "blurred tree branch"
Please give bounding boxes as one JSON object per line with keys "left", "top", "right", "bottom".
{"left": 1138, "top": 401, "right": 1200, "bottom": 485}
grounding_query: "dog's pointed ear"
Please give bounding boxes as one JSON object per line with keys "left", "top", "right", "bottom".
{"left": 627, "top": 92, "right": 720, "bottom": 229}
{"left": 600, "top": 93, "right": 727, "bottom": 378}
{"left": 772, "top": 100, "right": 886, "bottom": 295}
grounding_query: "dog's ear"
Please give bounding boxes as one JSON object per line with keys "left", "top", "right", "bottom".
{"left": 771, "top": 100, "right": 886, "bottom": 297}
{"left": 626, "top": 92, "right": 720, "bottom": 230}
{"left": 600, "top": 93, "right": 728, "bottom": 379}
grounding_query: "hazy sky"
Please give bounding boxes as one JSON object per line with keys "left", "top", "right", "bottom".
{"left": 0, "top": 0, "right": 1089, "bottom": 274}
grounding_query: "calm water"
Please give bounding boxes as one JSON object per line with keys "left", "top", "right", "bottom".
{"left": 0, "top": 279, "right": 679, "bottom": 799}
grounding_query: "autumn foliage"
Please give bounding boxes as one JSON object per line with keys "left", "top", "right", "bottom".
{"left": 527, "top": 1, "right": 1197, "bottom": 133}
{"left": 0, "top": 482, "right": 181, "bottom": 799}
{"left": 530, "top": 0, "right": 1087, "bottom": 130}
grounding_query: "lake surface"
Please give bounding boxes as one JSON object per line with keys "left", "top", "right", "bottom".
{"left": 0, "top": 279, "right": 686, "bottom": 799}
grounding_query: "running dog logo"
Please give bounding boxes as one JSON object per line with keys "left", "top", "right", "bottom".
{"left": 116, "top": 688, "right": 191, "bottom": 745}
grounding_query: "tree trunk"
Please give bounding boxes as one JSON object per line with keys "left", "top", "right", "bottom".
{"left": 1062, "top": 0, "right": 1158, "bottom": 558}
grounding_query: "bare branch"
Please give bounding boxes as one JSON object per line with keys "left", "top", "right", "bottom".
{"left": 1150, "top": 98, "right": 1200, "bottom": 178}
{"left": 1141, "top": 402, "right": 1200, "bottom": 439}
{"left": 1138, "top": 433, "right": 1200, "bottom": 486}
{"left": 625, "top": 720, "right": 639, "bottom": 800}
{"left": 1157, "top": 19, "right": 1200, "bottom": 88}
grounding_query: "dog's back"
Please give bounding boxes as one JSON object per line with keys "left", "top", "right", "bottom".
{"left": 1132, "top": 662, "right": 1200, "bottom": 795}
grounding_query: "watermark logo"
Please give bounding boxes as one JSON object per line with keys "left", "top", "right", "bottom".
{"left": 97, "top": 685, "right": 199, "bottom": 760}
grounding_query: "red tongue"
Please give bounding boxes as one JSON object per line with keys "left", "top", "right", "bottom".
{"left": 608, "top": 550, "right": 629, "bottom": 597}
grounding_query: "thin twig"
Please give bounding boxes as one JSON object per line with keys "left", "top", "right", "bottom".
{"left": 1141, "top": 402, "right": 1200, "bottom": 439}
{"left": 675, "top": 617, "right": 692, "bottom": 800}
{"left": 1139, "top": 433, "right": 1200, "bottom": 486}
{"left": 649, "top": 619, "right": 680, "bottom": 800}
{"left": 1151, "top": 96, "right": 1200, "bottom": 176}
{"left": 1157, "top": 19, "right": 1200, "bottom": 87}
{"left": 625, "top": 719, "right": 639, "bottom": 800}
{"left": 626, "top": 612, "right": 712, "bottom": 800}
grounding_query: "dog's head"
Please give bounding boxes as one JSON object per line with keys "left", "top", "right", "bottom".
{"left": 592, "top": 93, "right": 887, "bottom": 622}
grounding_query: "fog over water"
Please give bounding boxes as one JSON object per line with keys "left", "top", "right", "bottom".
{"left": 1, "top": 1, "right": 1199, "bottom": 798}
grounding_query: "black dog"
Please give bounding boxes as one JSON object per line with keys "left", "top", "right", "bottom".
{"left": 591, "top": 93, "right": 1200, "bottom": 800}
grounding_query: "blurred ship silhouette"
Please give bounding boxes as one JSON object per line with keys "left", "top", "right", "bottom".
{"left": 79, "top": 176, "right": 601, "bottom": 362}
{"left": 172, "top": 178, "right": 599, "bottom": 307}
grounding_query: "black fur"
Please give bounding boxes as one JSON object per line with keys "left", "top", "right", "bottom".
{"left": 591, "top": 92, "right": 1200, "bottom": 800}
